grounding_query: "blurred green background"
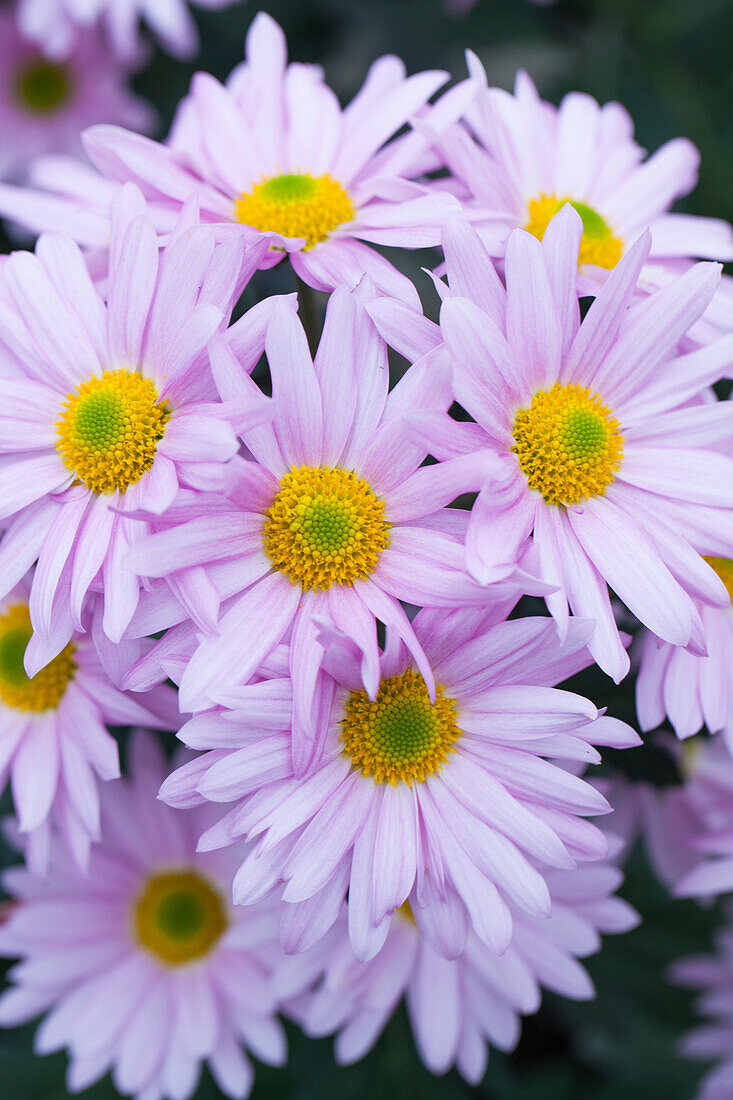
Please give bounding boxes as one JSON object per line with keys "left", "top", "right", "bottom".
{"left": 2, "top": 0, "right": 732, "bottom": 1095}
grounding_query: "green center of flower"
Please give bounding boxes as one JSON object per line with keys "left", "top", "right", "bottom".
{"left": 56, "top": 370, "right": 170, "bottom": 495}
{"left": 559, "top": 407, "right": 609, "bottom": 459}
{"left": 512, "top": 382, "right": 624, "bottom": 506}
{"left": 14, "top": 60, "right": 72, "bottom": 114}
{"left": 301, "top": 499, "right": 355, "bottom": 551}
{"left": 0, "top": 604, "right": 76, "bottom": 713}
{"left": 260, "top": 174, "right": 319, "bottom": 202}
{"left": 341, "top": 670, "right": 461, "bottom": 785}
{"left": 233, "top": 172, "right": 356, "bottom": 249}
{"left": 75, "top": 391, "right": 126, "bottom": 449}
{"left": 133, "top": 870, "right": 228, "bottom": 967}
{"left": 525, "top": 196, "right": 624, "bottom": 269}
{"left": 263, "top": 465, "right": 390, "bottom": 591}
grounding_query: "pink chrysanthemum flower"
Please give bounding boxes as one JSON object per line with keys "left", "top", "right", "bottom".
{"left": 282, "top": 858, "right": 637, "bottom": 1085}
{"left": 0, "top": 185, "right": 270, "bottom": 663}
{"left": 16, "top": 0, "right": 242, "bottom": 61}
{"left": 592, "top": 768, "right": 705, "bottom": 894}
{"left": 125, "top": 282, "right": 522, "bottom": 768}
{"left": 0, "top": 731, "right": 288, "bottom": 1100}
{"left": 434, "top": 67, "right": 733, "bottom": 339}
{"left": 160, "top": 605, "right": 639, "bottom": 962}
{"left": 637, "top": 555, "right": 733, "bottom": 751}
{"left": 672, "top": 909, "right": 733, "bottom": 1100}
{"left": 611, "top": 737, "right": 733, "bottom": 900}
{"left": 78, "top": 12, "right": 473, "bottom": 305}
{"left": 0, "top": 14, "right": 153, "bottom": 186}
{"left": 431, "top": 211, "right": 733, "bottom": 682}
{"left": 0, "top": 573, "right": 177, "bottom": 873}
{"left": 668, "top": 739, "right": 733, "bottom": 901}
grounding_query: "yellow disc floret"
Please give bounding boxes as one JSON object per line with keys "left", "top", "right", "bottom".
{"left": 0, "top": 604, "right": 76, "bottom": 713}
{"left": 341, "top": 669, "right": 461, "bottom": 786}
{"left": 263, "top": 464, "right": 390, "bottom": 591}
{"left": 56, "top": 369, "right": 170, "bottom": 495}
{"left": 397, "top": 900, "right": 417, "bottom": 925}
{"left": 234, "top": 173, "right": 355, "bottom": 249}
{"left": 705, "top": 557, "right": 733, "bottom": 601}
{"left": 681, "top": 736, "right": 703, "bottom": 779}
{"left": 526, "top": 196, "right": 624, "bottom": 269}
{"left": 133, "top": 869, "right": 228, "bottom": 967}
{"left": 512, "top": 382, "right": 623, "bottom": 506}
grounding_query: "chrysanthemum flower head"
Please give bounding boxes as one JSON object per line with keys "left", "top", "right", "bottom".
{"left": 284, "top": 855, "right": 637, "bottom": 1084}
{"left": 662, "top": 737, "right": 733, "bottom": 902}
{"left": 0, "top": 731, "right": 288, "bottom": 1100}
{"left": 125, "top": 279, "right": 546, "bottom": 771}
{"left": 78, "top": 12, "right": 476, "bottom": 305}
{"left": 0, "top": 13, "right": 153, "bottom": 185}
{"left": 0, "top": 184, "right": 271, "bottom": 662}
{"left": 16, "top": 0, "right": 242, "bottom": 61}
{"left": 672, "top": 907, "right": 733, "bottom": 1100}
{"left": 591, "top": 767, "right": 710, "bottom": 896}
{"left": 434, "top": 210, "right": 733, "bottom": 682}
{"left": 435, "top": 66, "right": 733, "bottom": 338}
{"left": 160, "top": 604, "right": 639, "bottom": 962}
{"left": 0, "top": 572, "right": 178, "bottom": 873}
{"left": 605, "top": 737, "right": 733, "bottom": 900}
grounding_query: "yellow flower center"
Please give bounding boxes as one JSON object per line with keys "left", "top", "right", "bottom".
{"left": 233, "top": 173, "right": 355, "bottom": 249}
{"left": 133, "top": 869, "right": 228, "bottom": 967}
{"left": 14, "top": 60, "right": 72, "bottom": 115}
{"left": 525, "top": 196, "right": 624, "bottom": 270}
{"left": 397, "top": 900, "right": 416, "bottom": 925}
{"left": 512, "top": 382, "right": 623, "bottom": 506}
{"left": 262, "top": 464, "right": 390, "bottom": 591}
{"left": 705, "top": 557, "right": 733, "bottom": 601}
{"left": 341, "top": 669, "right": 461, "bottom": 786}
{"left": 0, "top": 604, "right": 76, "bottom": 713}
{"left": 56, "top": 369, "right": 171, "bottom": 496}
{"left": 680, "top": 736, "right": 703, "bottom": 778}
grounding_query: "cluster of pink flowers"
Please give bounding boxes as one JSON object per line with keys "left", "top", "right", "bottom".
{"left": 0, "top": 7, "right": 731, "bottom": 1100}
{"left": 0, "top": 0, "right": 242, "bottom": 186}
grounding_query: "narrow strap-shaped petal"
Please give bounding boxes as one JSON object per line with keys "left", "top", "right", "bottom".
{"left": 11, "top": 716, "right": 59, "bottom": 833}
{"left": 365, "top": 296, "right": 440, "bottom": 363}
{"left": 552, "top": 513, "right": 630, "bottom": 682}
{"left": 562, "top": 231, "right": 650, "bottom": 384}
{"left": 266, "top": 298, "right": 323, "bottom": 467}
{"left": 407, "top": 945, "right": 462, "bottom": 1073}
{"left": 443, "top": 215, "right": 507, "bottom": 327}
{"left": 568, "top": 494, "right": 700, "bottom": 648}
{"left": 504, "top": 227, "right": 563, "bottom": 392}
{"left": 282, "top": 773, "right": 374, "bottom": 902}
{"left": 371, "top": 784, "right": 418, "bottom": 923}
{"left": 178, "top": 573, "right": 300, "bottom": 713}
{"left": 293, "top": 236, "right": 420, "bottom": 308}
{"left": 590, "top": 261, "right": 721, "bottom": 407}
{"left": 107, "top": 213, "right": 158, "bottom": 368}
{"left": 0, "top": 453, "right": 71, "bottom": 521}
{"left": 0, "top": 498, "right": 61, "bottom": 602}
{"left": 313, "top": 285, "right": 359, "bottom": 465}
{"left": 30, "top": 492, "right": 89, "bottom": 637}
{"left": 618, "top": 446, "right": 733, "bottom": 508}
{"left": 540, "top": 204, "right": 583, "bottom": 359}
